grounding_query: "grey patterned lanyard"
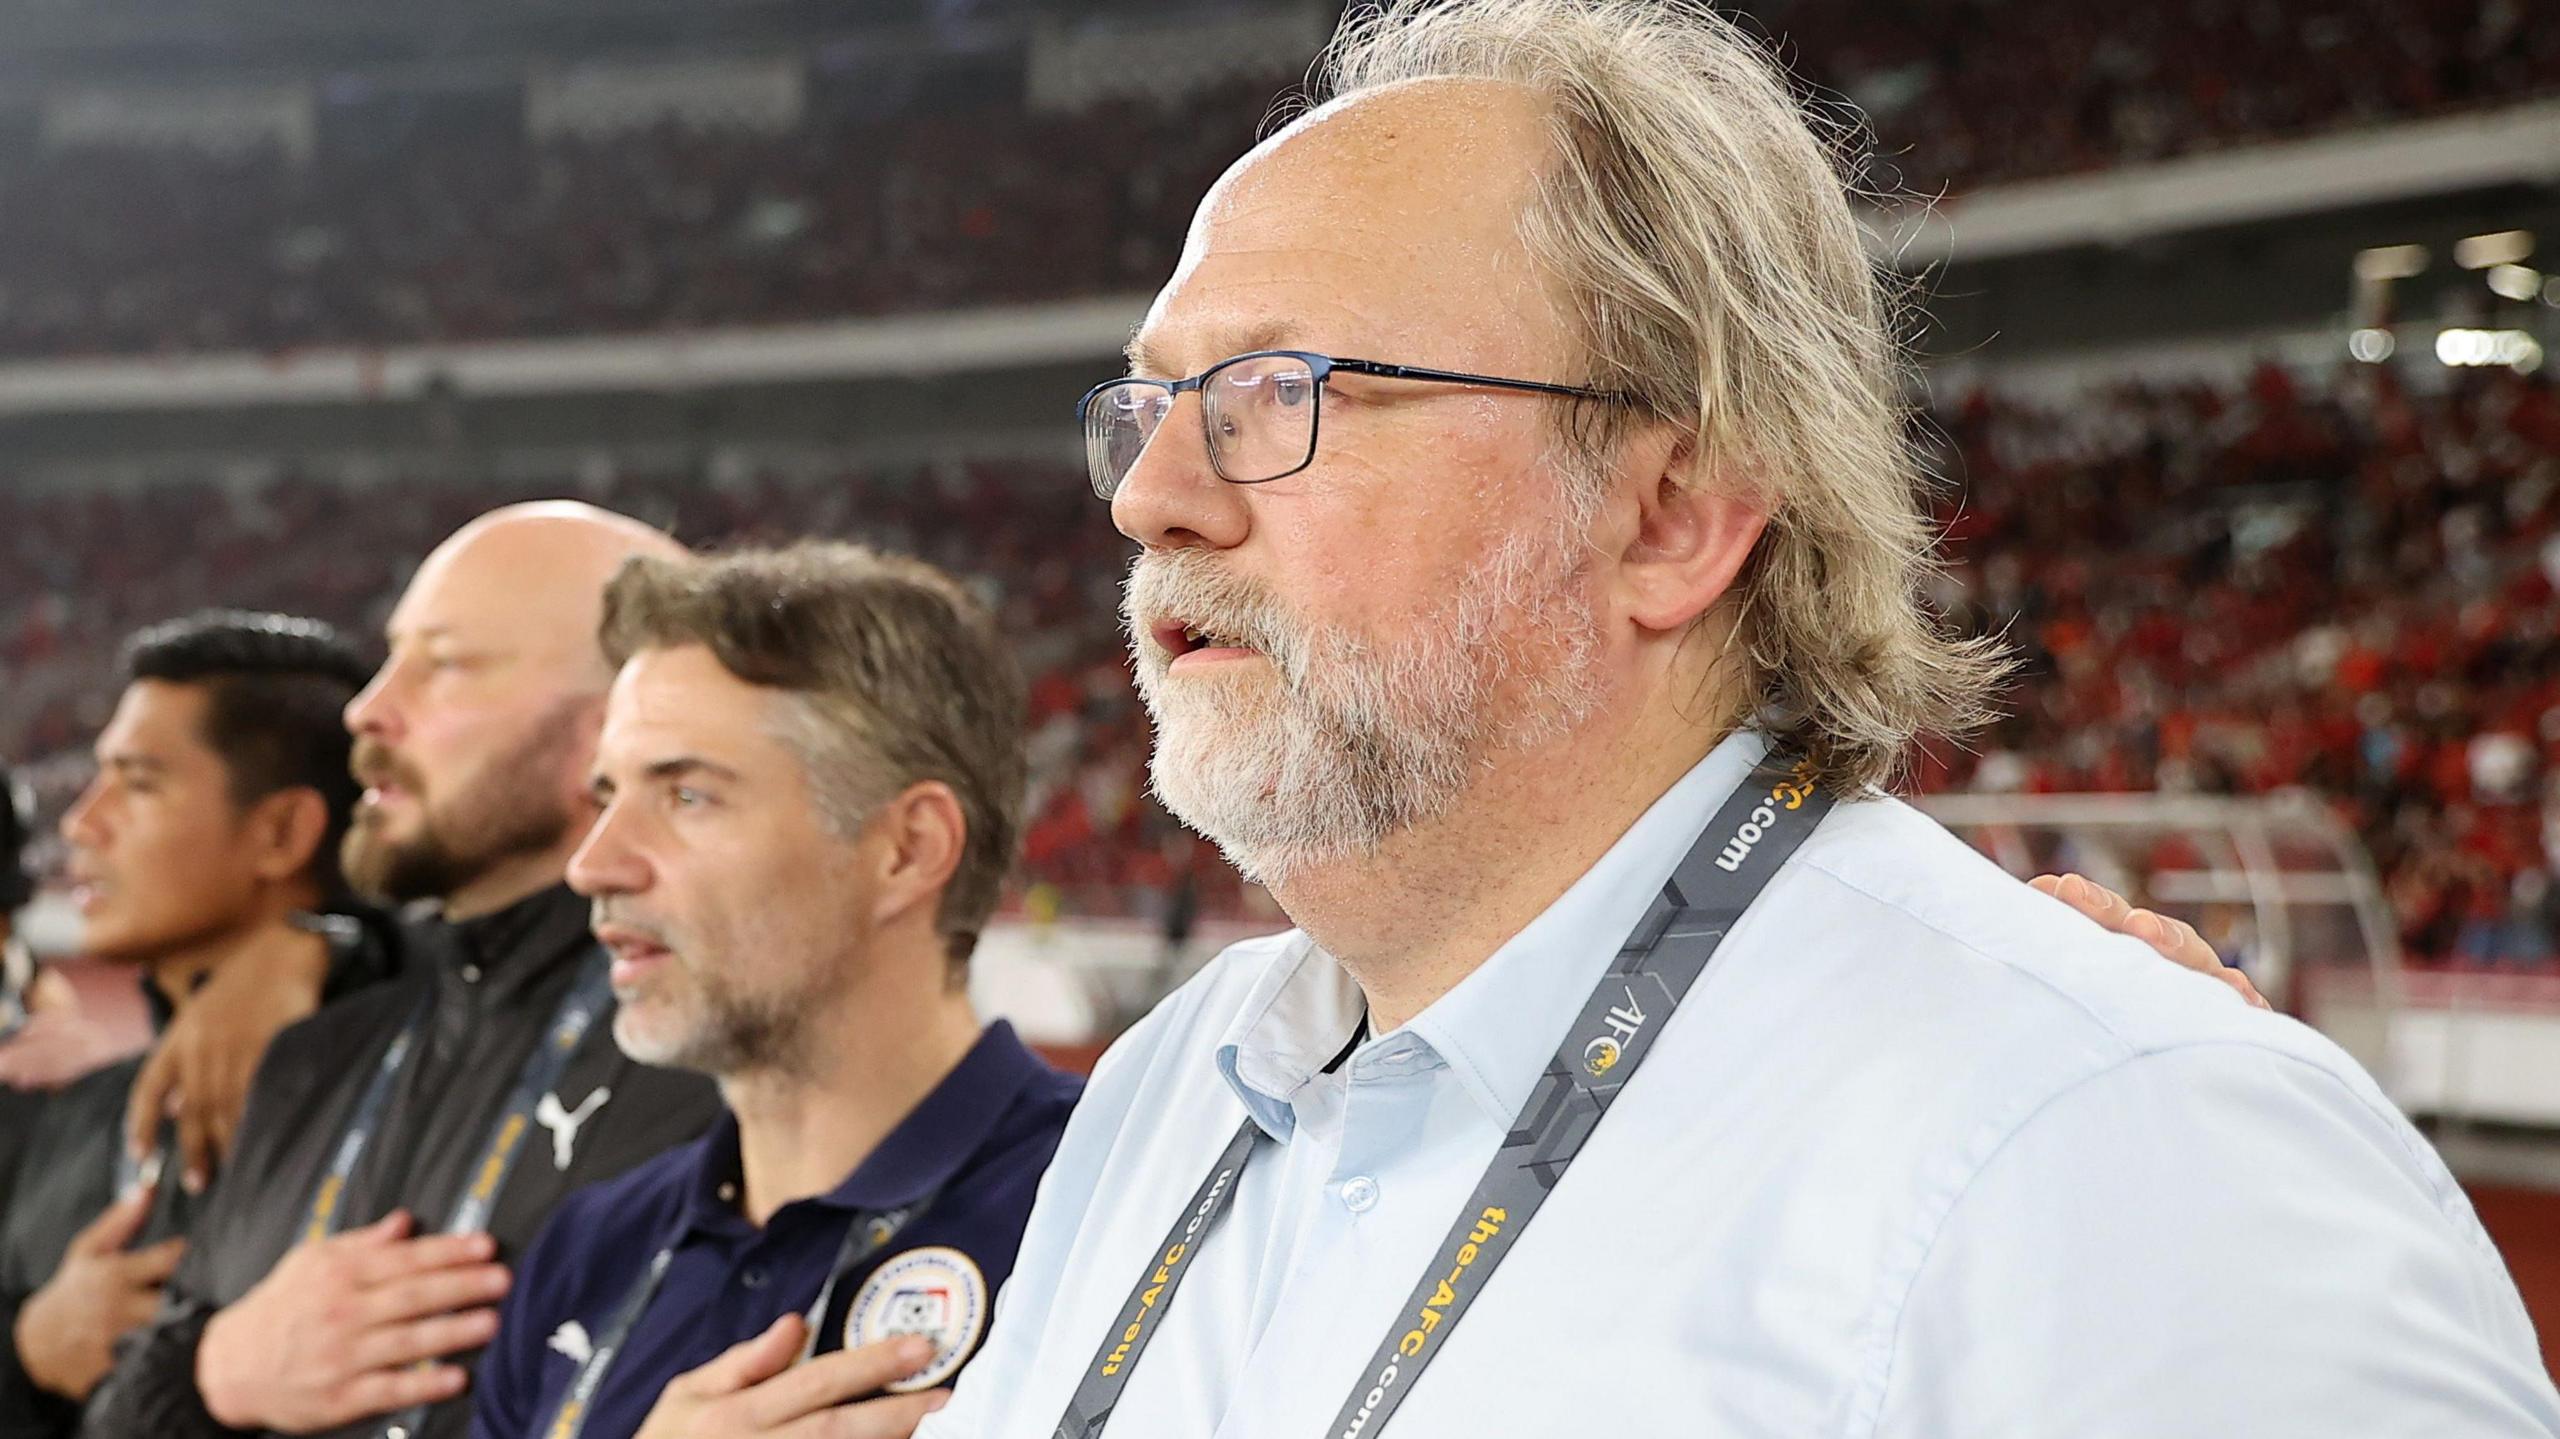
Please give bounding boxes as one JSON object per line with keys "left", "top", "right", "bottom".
{"left": 1051, "top": 750, "right": 1832, "bottom": 1439}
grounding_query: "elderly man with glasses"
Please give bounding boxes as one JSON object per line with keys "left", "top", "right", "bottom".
{"left": 919, "top": 1, "right": 2559, "bottom": 1435}
{"left": 469, "top": 0, "right": 2560, "bottom": 1436}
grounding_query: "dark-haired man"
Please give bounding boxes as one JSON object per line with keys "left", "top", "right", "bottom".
{"left": 87, "top": 505, "right": 721, "bottom": 1439}
{"left": 470, "top": 544, "right": 1078, "bottom": 1439}
{"left": 0, "top": 611, "right": 390, "bottom": 1437}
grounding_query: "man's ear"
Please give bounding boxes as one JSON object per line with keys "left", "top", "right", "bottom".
{"left": 865, "top": 780, "right": 968, "bottom": 939}
{"left": 558, "top": 692, "right": 610, "bottom": 819}
{"left": 244, "top": 787, "right": 332, "bottom": 885}
{"left": 1613, "top": 440, "right": 1770, "bottom": 637}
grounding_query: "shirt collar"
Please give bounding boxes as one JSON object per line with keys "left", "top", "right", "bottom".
{"left": 1215, "top": 936, "right": 1361, "bottom": 1141}
{"left": 390, "top": 883, "right": 597, "bottom": 1012}
{"left": 1216, "top": 729, "right": 1770, "bottom": 1137}
{"left": 680, "top": 1020, "right": 1050, "bottom": 1234}
{"left": 396, "top": 882, "right": 592, "bottom": 1001}
{"left": 450, "top": 883, "right": 591, "bottom": 978}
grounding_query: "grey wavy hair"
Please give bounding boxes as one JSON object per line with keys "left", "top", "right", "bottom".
{"left": 1312, "top": 0, "right": 2010, "bottom": 792}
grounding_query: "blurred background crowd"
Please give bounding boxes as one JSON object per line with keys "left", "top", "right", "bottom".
{"left": 12, "top": 363, "right": 2560, "bottom": 967}
{"left": 0, "top": 0, "right": 2555, "bottom": 971}
{"left": 0, "top": 0, "right": 2549, "bottom": 358}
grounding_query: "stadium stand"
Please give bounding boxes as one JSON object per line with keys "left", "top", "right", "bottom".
{"left": 1919, "top": 361, "right": 2560, "bottom": 968}
{"left": 0, "top": 0, "right": 2549, "bottom": 359}
{"left": 1786, "top": 0, "right": 2560, "bottom": 189}
{"left": 7, "top": 361, "right": 2556, "bottom": 965}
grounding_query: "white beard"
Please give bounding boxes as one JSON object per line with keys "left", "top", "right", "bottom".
{"left": 1124, "top": 513, "right": 1602, "bottom": 888}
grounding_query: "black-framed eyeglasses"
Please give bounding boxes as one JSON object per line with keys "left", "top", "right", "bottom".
{"left": 1075, "top": 349, "right": 1635, "bottom": 501}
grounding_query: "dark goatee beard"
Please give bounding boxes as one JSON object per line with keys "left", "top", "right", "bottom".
{"left": 341, "top": 801, "right": 569, "bottom": 907}
{"left": 341, "top": 701, "right": 588, "bottom": 907}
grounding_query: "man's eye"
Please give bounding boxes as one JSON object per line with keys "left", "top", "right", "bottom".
{"left": 670, "top": 786, "right": 710, "bottom": 809}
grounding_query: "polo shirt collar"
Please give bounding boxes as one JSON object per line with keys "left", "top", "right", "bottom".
{"left": 679, "top": 1019, "right": 1048, "bottom": 1235}
{"left": 1215, "top": 729, "right": 1769, "bottom": 1137}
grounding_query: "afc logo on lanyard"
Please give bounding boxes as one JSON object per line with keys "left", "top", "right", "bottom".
{"left": 1579, "top": 986, "right": 1649, "bottom": 1077}
{"left": 845, "top": 1246, "right": 988, "bottom": 1392}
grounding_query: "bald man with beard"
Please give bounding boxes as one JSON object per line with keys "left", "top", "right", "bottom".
{"left": 85, "top": 505, "right": 721, "bottom": 1439}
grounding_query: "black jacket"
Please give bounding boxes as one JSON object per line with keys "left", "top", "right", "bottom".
{"left": 0, "top": 911, "right": 399, "bottom": 1439}
{"left": 0, "top": 1059, "right": 190, "bottom": 1439}
{"left": 82, "top": 885, "right": 719, "bottom": 1439}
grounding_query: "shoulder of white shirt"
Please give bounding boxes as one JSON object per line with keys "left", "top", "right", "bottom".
{"left": 1142, "top": 792, "right": 2383, "bottom": 1106}
{"left": 1794, "top": 792, "right": 2324, "bottom": 1054}
{"left": 1780, "top": 793, "right": 2461, "bottom": 1174}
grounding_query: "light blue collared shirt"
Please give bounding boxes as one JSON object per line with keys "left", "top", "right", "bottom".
{"left": 927, "top": 730, "right": 2560, "bottom": 1437}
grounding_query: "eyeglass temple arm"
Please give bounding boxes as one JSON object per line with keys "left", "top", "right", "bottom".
{"left": 1325, "top": 358, "right": 1626, "bottom": 403}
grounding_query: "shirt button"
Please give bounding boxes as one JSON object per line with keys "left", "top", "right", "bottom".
{"left": 1340, "top": 1176, "right": 1379, "bottom": 1213}
{"left": 386, "top": 1428, "right": 409, "bottom": 1439}
{"left": 718, "top": 1182, "right": 738, "bottom": 1203}
{"left": 741, "top": 1266, "right": 769, "bottom": 1290}
{"left": 459, "top": 963, "right": 483, "bottom": 983}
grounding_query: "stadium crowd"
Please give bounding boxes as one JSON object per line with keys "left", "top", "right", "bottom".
{"left": 1917, "top": 361, "right": 2560, "bottom": 968}
{"left": 0, "top": 78, "right": 1267, "bottom": 359}
{"left": 6, "top": 360, "right": 2558, "bottom": 965}
{"left": 1779, "top": 0, "right": 2558, "bottom": 188}
{"left": 0, "top": 0, "right": 2551, "bottom": 359}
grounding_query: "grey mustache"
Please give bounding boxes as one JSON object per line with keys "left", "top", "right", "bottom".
{"left": 1124, "top": 554, "right": 1298, "bottom": 670}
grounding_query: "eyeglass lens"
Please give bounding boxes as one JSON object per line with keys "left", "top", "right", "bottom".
{"left": 1085, "top": 353, "right": 1321, "bottom": 497}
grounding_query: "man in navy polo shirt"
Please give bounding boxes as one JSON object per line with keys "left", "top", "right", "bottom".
{"left": 469, "top": 542, "right": 1080, "bottom": 1439}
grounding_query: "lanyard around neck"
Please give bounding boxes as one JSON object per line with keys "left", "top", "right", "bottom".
{"left": 307, "top": 949, "right": 616, "bottom": 1245}
{"left": 1049, "top": 749, "right": 1831, "bottom": 1439}
{"left": 300, "top": 949, "right": 618, "bottom": 1439}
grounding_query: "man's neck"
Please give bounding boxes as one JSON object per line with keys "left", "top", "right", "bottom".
{"left": 722, "top": 976, "right": 982, "bottom": 1228}
{"left": 440, "top": 843, "right": 578, "bottom": 923}
{"left": 147, "top": 885, "right": 318, "bottom": 1010}
{"left": 1275, "top": 690, "right": 1731, "bottom": 1033}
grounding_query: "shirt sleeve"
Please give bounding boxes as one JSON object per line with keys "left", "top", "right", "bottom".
{"left": 1865, "top": 1041, "right": 2560, "bottom": 1439}
{"left": 0, "top": 1289, "right": 83, "bottom": 1439}
{"left": 74, "top": 1300, "right": 240, "bottom": 1439}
